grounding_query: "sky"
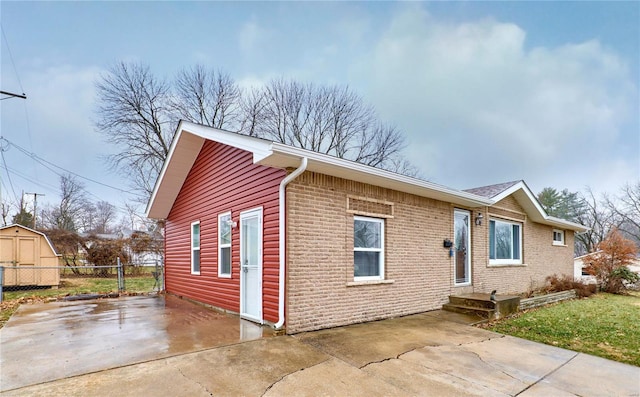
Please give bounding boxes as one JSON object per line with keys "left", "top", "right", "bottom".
{"left": 1, "top": 1, "right": 638, "bottom": 223}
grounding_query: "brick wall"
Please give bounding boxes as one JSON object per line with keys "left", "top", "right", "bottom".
{"left": 285, "top": 173, "right": 575, "bottom": 333}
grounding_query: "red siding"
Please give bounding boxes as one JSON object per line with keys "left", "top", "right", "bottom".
{"left": 164, "top": 140, "right": 286, "bottom": 323}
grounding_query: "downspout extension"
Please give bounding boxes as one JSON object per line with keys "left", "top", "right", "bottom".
{"left": 275, "top": 157, "right": 308, "bottom": 330}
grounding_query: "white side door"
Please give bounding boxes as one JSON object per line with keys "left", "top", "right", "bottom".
{"left": 240, "top": 208, "right": 263, "bottom": 323}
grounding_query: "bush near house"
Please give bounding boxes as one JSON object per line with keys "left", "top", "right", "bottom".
{"left": 585, "top": 229, "right": 639, "bottom": 294}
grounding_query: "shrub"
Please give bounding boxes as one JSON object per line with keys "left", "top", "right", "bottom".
{"left": 544, "top": 274, "right": 596, "bottom": 298}
{"left": 584, "top": 229, "right": 638, "bottom": 294}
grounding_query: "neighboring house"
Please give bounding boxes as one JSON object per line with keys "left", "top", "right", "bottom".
{"left": 574, "top": 251, "right": 640, "bottom": 284}
{"left": 146, "top": 121, "right": 587, "bottom": 334}
{"left": 0, "top": 224, "right": 61, "bottom": 287}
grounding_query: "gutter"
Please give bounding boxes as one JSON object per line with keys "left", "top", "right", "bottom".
{"left": 274, "top": 157, "right": 308, "bottom": 330}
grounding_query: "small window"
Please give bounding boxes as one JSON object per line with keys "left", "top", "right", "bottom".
{"left": 489, "top": 219, "right": 522, "bottom": 265}
{"left": 553, "top": 229, "right": 565, "bottom": 246}
{"left": 191, "top": 221, "right": 201, "bottom": 275}
{"left": 354, "top": 216, "right": 384, "bottom": 281}
{"left": 218, "top": 212, "right": 232, "bottom": 277}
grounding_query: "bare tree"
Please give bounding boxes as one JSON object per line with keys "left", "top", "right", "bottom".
{"left": 41, "top": 174, "right": 90, "bottom": 232}
{"left": 172, "top": 65, "right": 241, "bottom": 129}
{"left": 607, "top": 182, "right": 640, "bottom": 245}
{"left": 575, "top": 188, "right": 620, "bottom": 255}
{"left": 94, "top": 201, "right": 117, "bottom": 234}
{"left": 95, "top": 62, "right": 174, "bottom": 199}
{"left": 96, "top": 66, "right": 419, "bottom": 206}
{"left": 240, "top": 78, "right": 410, "bottom": 172}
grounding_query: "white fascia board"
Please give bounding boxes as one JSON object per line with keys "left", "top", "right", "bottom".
{"left": 544, "top": 216, "right": 590, "bottom": 232}
{"left": 259, "top": 143, "right": 493, "bottom": 207}
{"left": 490, "top": 182, "right": 588, "bottom": 232}
{"left": 146, "top": 127, "right": 205, "bottom": 219}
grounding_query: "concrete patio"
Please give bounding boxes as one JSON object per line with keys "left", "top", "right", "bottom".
{"left": 1, "top": 296, "right": 638, "bottom": 396}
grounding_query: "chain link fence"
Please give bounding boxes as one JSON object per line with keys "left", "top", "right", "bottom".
{"left": 0, "top": 259, "right": 163, "bottom": 303}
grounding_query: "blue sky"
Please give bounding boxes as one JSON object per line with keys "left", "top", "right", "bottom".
{"left": 1, "top": 1, "right": 638, "bottom": 222}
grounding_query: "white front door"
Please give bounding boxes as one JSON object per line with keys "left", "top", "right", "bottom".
{"left": 454, "top": 209, "right": 471, "bottom": 286}
{"left": 240, "top": 208, "right": 263, "bottom": 323}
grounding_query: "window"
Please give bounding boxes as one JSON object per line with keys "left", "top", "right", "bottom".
{"left": 489, "top": 219, "right": 522, "bottom": 265}
{"left": 191, "top": 221, "right": 201, "bottom": 274}
{"left": 354, "top": 216, "right": 384, "bottom": 280}
{"left": 218, "top": 212, "right": 232, "bottom": 277}
{"left": 553, "top": 229, "right": 565, "bottom": 246}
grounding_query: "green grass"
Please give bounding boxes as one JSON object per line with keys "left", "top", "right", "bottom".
{"left": 3, "top": 276, "right": 156, "bottom": 301}
{"left": 486, "top": 292, "right": 640, "bottom": 366}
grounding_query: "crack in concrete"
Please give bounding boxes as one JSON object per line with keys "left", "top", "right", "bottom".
{"left": 170, "top": 361, "right": 214, "bottom": 397}
{"left": 260, "top": 358, "right": 332, "bottom": 397}
{"left": 358, "top": 347, "right": 421, "bottom": 370}
{"left": 514, "top": 352, "right": 580, "bottom": 397}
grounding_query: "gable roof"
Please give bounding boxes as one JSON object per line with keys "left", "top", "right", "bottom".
{"left": 465, "top": 180, "right": 587, "bottom": 231}
{"left": 0, "top": 224, "right": 61, "bottom": 256}
{"left": 146, "top": 121, "right": 587, "bottom": 232}
{"left": 464, "top": 181, "right": 521, "bottom": 198}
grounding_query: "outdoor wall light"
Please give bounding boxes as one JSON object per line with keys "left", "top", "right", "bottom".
{"left": 226, "top": 219, "right": 238, "bottom": 228}
{"left": 475, "top": 212, "right": 484, "bottom": 226}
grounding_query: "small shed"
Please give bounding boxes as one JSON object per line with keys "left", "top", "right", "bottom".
{"left": 0, "top": 224, "right": 61, "bottom": 287}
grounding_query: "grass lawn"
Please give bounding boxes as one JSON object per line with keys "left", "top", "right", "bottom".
{"left": 484, "top": 292, "right": 640, "bottom": 367}
{"left": 1, "top": 276, "right": 156, "bottom": 329}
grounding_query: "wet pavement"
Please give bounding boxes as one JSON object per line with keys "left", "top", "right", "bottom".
{"left": 1, "top": 297, "right": 639, "bottom": 396}
{"left": 0, "top": 295, "right": 273, "bottom": 391}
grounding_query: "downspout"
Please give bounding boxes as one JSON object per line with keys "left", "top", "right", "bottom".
{"left": 274, "top": 157, "right": 308, "bottom": 330}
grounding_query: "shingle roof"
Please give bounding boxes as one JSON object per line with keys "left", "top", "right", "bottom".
{"left": 463, "top": 180, "right": 522, "bottom": 199}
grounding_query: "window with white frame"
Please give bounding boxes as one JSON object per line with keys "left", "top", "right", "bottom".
{"left": 553, "top": 229, "right": 565, "bottom": 246}
{"left": 218, "top": 212, "right": 232, "bottom": 277}
{"left": 191, "top": 221, "right": 201, "bottom": 274}
{"left": 353, "top": 216, "right": 384, "bottom": 280}
{"left": 489, "top": 219, "right": 522, "bottom": 265}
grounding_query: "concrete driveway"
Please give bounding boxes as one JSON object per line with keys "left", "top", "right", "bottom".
{"left": 1, "top": 296, "right": 639, "bottom": 396}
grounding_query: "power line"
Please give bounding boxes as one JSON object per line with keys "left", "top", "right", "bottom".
{"left": 0, "top": 146, "right": 19, "bottom": 204}
{"left": 0, "top": 137, "right": 145, "bottom": 198}
{"left": 1, "top": 24, "right": 26, "bottom": 95}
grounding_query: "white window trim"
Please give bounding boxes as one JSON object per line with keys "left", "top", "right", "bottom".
{"left": 191, "top": 221, "right": 201, "bottom": 275}
{"left": 552, "top": 229, "right": 565, "bottom": 246}
{"left": 353, "top": 215, "right": 385, "bottom": 281}
{"left": 218, "top": 212, "right": 232, "bottom": 278}
{"left": 489, "top": 218, "right": 522, "bottom": 266}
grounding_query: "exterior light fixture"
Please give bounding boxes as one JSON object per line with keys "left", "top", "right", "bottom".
{"left": 475, "top": 212, "right": 483, "bottom": 226}
{"left": 226, "top": 219, "right": 237, "bottom": 228}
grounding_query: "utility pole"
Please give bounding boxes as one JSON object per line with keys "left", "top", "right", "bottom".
{"left": 25, "top": 192, "right": 45, "bottom": 229}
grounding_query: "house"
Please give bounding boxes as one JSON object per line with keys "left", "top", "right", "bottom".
{"left": 146, "top": 121, "right": 587, "bottom": 334}
{"left": 574, "top": 251, "right": 640, "bottom": 284}
{"left": 0, "top": 224, "right": 61, "bottom": 287}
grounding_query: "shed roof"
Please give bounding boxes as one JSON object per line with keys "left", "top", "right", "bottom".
{"left": 146, "top": 121, "right": 587, "bottom": 232}
{"left": 0, "top": 224, "right": 61, "bottom": 256}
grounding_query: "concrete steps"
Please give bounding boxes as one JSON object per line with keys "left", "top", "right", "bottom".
{"left": 442, "top": 293, "right": 520, "bottom": 321}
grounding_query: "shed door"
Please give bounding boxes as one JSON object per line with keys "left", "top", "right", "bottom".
{"left": 240, "top": 208, "right": 263, "bottom": 323}
{"left": 0, "top": 237, "right": 16, "bottom": 285}
{"left": 18, "top": 237, "right": 37, "bottom": 284}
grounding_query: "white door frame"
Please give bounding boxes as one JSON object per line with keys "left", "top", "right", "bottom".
{"left": 239, "top": 207, "right": 263, "bottom": 324}
{"left": 454, "top": 209, "right": 472, "bottom": 286}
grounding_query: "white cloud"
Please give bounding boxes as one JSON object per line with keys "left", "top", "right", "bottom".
{"left": 238, "top": 17, "right": 271, "bottom": 55}
{"left": 360, "top": 6, "right": 638, "bottom": 193}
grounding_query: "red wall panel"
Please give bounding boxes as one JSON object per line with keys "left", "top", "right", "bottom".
{"left": 164, "top": 140, "right": 286, "bottom": 323}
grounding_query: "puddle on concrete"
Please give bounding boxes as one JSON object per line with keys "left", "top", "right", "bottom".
{"left": 0, "top": 295, "right": 273, "bottom": 392}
